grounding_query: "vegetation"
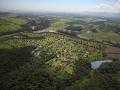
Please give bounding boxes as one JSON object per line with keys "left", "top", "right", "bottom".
{"left": 0, "top": 13, "right": 120, "bottom": 90}
{"left": 0, "top": 14, "right": 27, "bottom": 34}
{"left": 52, "top": 17, "right": 120, "bottom": 43}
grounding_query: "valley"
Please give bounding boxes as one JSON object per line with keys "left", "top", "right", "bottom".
{"left": 0, "top": 12, "right": 120, "bottom": 90}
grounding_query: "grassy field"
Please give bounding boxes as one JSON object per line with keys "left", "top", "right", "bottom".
{"left": 81, "top": 31, "right": 120, "bottom": 42}
{"left": 0, "top": 15, "right": 27, "bottom": 33}
{"left": 50, "top": 17, "right": 120, "bottom": 43}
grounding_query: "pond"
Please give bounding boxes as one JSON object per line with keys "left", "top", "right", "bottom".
{"left": 91, "top": 60, "right": 112, "bottom": 69}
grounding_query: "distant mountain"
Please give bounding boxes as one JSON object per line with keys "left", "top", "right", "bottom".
{"left": 81, "top": 12, "right": 120, "bottom": 18}
{"left": 0, "top": 12, "right": 12, "bottom": 15}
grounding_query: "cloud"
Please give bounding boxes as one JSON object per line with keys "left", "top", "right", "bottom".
{"left": 0, "top": 0, "right": 120, "bottom": 13}
{"left": 97, "top": 4, "right": 112, "bottom": 10}
{"left": 93, "top": 0, "right": 120, "bottom": 13}
{"left": 118, "top": 0, "right": 120, "bottom": 2}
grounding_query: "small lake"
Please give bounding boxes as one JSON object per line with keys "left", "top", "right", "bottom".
{"left": 91, "top": 60, "right": 112, "bottom": 69}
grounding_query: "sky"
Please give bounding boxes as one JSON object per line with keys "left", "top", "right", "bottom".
{"left": 0, "top": 0, "right": 120, "bottom": 13}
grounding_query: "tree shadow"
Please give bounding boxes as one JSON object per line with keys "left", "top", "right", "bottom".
{"left": 0, "top": 46, "right": 35, "bottom": 75}
{"left": 0, "top": 45, "right": 55, "bottom": 76}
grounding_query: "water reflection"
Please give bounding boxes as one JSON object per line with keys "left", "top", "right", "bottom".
{"left": 91, "top": 60, "right": 112, "bottom": 69}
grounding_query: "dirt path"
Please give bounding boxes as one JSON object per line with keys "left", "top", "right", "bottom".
{"left": 33, "top": 28, "right": 56, "bottom": 33}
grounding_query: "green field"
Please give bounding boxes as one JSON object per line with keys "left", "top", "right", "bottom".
{"left": 0, "top": 15, "right": 27, "bottom": 33}
{"left": 50, "top": 17, "right": 120, "bottom": 43}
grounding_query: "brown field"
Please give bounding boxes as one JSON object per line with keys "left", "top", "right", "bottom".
{"left": 105, "top": 46, "right": 120, "bottom": 60}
